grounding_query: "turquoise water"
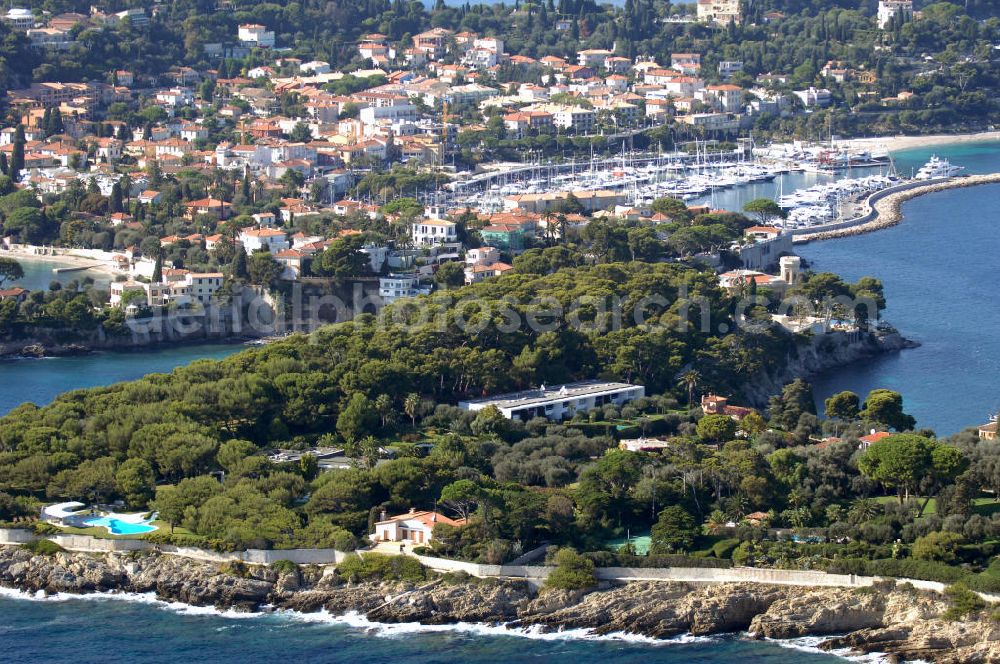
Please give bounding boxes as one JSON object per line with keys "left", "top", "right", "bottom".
{"left": 83, "top": 516, "right": 157, "bottom": 535}
{"left": 7, "top": 257, "right": 110, "bottom": 292}
{"left": 803, "top": 141, "right": 1000, "bottom": 434}
{"left": 0, "top": 593, "right": 851, "bottom": 663}
{"left": 0, "top": 344, "right": 243, "bottom": 415}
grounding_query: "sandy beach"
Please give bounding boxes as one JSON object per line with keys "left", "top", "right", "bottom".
{"left": 843, "top": 130, "right": 1000, "bottom": 153}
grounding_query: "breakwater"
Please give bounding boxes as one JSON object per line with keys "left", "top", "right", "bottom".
{"left": 793, "top": 172, "right": 1000, "bottom": 243}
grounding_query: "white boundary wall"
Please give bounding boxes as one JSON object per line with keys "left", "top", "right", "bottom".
{"left": 3, "top": 530, "right": 349, "bottom": 565}
{"left": 4, "top": 529, "right": 997, "bottom": 600}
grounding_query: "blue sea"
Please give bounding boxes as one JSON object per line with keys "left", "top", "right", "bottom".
{"left": 0, "top": 343, "right": 243, "bottom": 414}
{"left": 803, "top": 141, "right": 1000, "bottom": 435}
{"left": 0, "top": 590, "right": 855, "bottom": 663}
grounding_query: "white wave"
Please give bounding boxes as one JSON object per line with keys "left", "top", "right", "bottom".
{"left": 284, "top": 609, "right": 702, "bottom": 645}
{"left": 0, "top": 586, "right": 70, "bottom": 602}
{"left": 770, "top": 635, "right": 898, "bottom": 663}
{"left": 0, "top": 586, "right": 262, "bottom": 619}
{"left": 0, "top": 585, "right": 714, "bottom": 645}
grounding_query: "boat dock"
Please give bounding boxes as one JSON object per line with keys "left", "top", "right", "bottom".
{"left": 52, "top": 265, "right": 102, "bottom": 274}
{"left": 793, "top": 172, "right": 1000, "bottom": 243}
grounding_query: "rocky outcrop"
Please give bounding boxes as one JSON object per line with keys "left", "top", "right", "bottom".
{"left": 823, "top": 617, "right": 1000, "bottom": 663}
{"left": 742, "top": 329, "right": 916, "bottom": 407}
{"left": 6, "top": 546, "right": 1000, "bottom": 662}
{"left": 514, "top": 582, "right": 790, "bottom": 637}
{"left": 749, "top": 582, "right": 940, "bottom": 638}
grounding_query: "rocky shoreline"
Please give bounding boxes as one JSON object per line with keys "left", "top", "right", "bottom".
{"left": 743, "top": 330, "right": 917, "bottom": 407}
{"left": 0, "top": 333, "right": 256, "bottom": 360}
{"left": 3, "top": 546, "right": 1000, "bottom": 663}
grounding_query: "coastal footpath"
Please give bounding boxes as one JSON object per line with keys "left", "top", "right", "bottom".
{"left": 794, "top": 173, "right": 1000, "bottom": 243}
{"left": 3, "top": 546, "right": 1000, "bottom": 663}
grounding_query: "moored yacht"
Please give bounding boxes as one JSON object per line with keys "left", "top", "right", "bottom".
{"left": 915, "top": 155, "right": 964, "bottom": 180}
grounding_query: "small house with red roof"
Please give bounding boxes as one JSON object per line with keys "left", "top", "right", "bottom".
{"left": 701, "top": 394, "right": 754, "bottom": 421}
{"left": 858, "top": 430, "right": 892, "bottom": 450}
{"left": 0, "top": 287, "right": 28, "bottom": 303}
{"left": 371, "top": 508, "right": 467, "bottom": 545}
{"left": 745, "top": 226, "right": 783, "bottom": 241}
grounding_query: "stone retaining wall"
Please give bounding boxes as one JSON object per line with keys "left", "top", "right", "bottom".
{"left": 1, "top": 528, "right": 347, "bottom": 565}
{"left": 0, "top": 529, "right": 37, "bottom": 545}
{"left": 4, "top": 529, "right": 994, "bottom": 601}
{"left": 594, "top": 566, "right": 872, "bottom": 587}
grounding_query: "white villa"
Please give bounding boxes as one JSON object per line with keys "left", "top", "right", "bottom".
{"left": 371, "top": 508, "right": 466, "bottom": 545}
{"left": 459, "top": 380, "right": 645, "bottom": 421}
{"left": 411, "top": 219, "right": 457, "bottom": 245}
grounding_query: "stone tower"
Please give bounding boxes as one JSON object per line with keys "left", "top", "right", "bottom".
{"left": 779, "top": 256, "right": 802, "bottom": 285}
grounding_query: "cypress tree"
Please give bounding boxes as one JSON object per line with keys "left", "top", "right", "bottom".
{"left": 0, "top": 153, "right": 8, "bottom": 175}
{"left": 231, "top": 246, "right": 248, "bottom": 280}
{"left": 10, "top": 125, "right": 25, "bottom": 181}
{"left": 109, "top": 182, "right": 123, "bottom": 213}
{"left": 152, "top": 254, "right": 163, "bottom": 283}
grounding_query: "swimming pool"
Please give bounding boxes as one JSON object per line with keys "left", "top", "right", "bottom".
{"left": 83, "top": 516, "right": 157, "bottom": 535}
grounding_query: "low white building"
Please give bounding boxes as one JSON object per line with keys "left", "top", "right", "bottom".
{"left": 379, "top": 274, "right": 425, "bottom": 304}
{"left": 459, "top": 380, "right": 645, "bottom": 421}
{"left": 361, "top": 244, "right": 389, "bottom": 273}
{"left": 465, "top": 246, "right": 500, "bottom": 265}
{"left": 4, "top": 8, "right": 34, "bottom": 30}
{"left": 300, "top": 60, "right": 331, "bottom": 75}
{"left": 184, "top": 273, "right": 224, "bottom": 304}
{"left": 238, "top": 23, "right": 275, "bottom": 48}
{"left": 109, "top": 280, "right": 146, "bottom": 307}
{"left": 793, "top": 87, "right": 833, "bottom": 108}
{"left": 718, "top": 60, "right": 744, "bottom": 80}
{"left": 359, "top": 104, "right": 418, "bottom": 126}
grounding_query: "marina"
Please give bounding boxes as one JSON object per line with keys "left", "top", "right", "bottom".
{"left": 440, "top": 140, "right": 893, "bottom": 212}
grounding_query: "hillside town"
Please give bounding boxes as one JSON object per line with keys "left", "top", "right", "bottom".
{"left": 1, "top": 0, "right": 985, "bottom": 319}
{"left": 3, "top": 0, "right": 1000, "bottom": 661}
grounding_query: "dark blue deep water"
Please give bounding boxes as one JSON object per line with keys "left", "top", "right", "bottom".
{"left": 803, "top": 141, "right": 1000, "bottom": 435}
{"left": 0, "top": 591, "right": 851, "bottom": 663}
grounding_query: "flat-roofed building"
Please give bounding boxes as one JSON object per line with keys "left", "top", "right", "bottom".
{"left": 459, "top": 380, "right": 645, "bottom": 421}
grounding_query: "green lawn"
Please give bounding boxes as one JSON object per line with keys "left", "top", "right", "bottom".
{"left": 870, "top": 496, "right": 1000, "bottom": 518}
{"left": 972, "top": 497, "right": 1000, "bottom": 517}
{"left": 55, "top": 520, "right": 194, "bottom": 540}
{"left": 873, "top": 495, "right": 937, "bottom": 515}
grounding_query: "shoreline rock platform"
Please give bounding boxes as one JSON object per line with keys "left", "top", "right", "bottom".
{"left": 3, "top": 546, "right": 1000, "bottom": 662}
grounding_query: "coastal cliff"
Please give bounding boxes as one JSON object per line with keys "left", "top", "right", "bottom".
{"left": 741, "top": 329, "right": 916, "bottom": 407}
{"left": 3, "top": 546, "right": 1000, "bottom": 662}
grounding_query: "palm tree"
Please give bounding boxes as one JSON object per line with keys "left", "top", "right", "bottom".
{"left": 404, "top": 393, "right": 421, "bottom": 427}
{"left": 677, "top": 370, "right": 700, "bottom": 407}
{"left": 704, "top": 509, "right": 728, "bottom": 535}
{"left": 848, "top": 498, "right": 880, "bottom": 524}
